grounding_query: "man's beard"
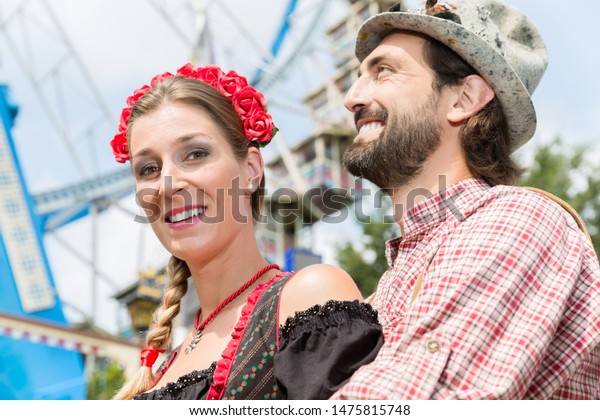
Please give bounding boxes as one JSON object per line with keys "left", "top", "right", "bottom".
{"left": 342, "top": 94, "right": 441, "bottom": 189}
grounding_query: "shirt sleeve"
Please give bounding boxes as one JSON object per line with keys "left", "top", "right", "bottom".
{"left": 331, "top": 192, "right": 600, "bottom": 399}
{"left": 274, "top": 300, "right": 384, "bottom": 400}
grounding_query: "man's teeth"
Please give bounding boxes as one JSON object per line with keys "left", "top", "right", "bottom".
{"left": 359, "top": 122, "right": 383, "bottom": 134}
{"left": 168, "top": 207, "right": 205, "bottom": 223}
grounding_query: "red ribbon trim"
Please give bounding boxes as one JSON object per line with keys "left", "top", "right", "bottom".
{"left": 140, "top": 346, "right": 165, "bottom": 368}
{"left": 206, "top": 272, "right": 286, "bottom": 400}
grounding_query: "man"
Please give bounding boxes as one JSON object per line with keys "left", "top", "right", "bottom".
{"left": 331, "top": 0, "right": 600, "bottom": 399}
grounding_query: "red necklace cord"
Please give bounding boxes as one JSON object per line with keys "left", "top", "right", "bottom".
{"left": 184, "top": 263, "right": 279, "bottom": 354}
{"left": 193, "top": 263, "right": 279, "bottom": 333}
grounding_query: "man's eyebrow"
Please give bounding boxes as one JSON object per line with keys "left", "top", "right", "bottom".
{"left": 358, "top": 55, "right": 387, "bottom": 78}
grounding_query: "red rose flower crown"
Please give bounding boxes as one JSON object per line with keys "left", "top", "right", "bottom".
{"left": 110, "top": 63, "right": 278, "bottom": 163}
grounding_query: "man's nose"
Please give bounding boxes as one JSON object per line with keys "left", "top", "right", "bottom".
{"left": 344, "top": 76, "right": 373, "bottom": 113}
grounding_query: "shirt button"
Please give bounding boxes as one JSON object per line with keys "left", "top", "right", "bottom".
{"left": 426, "top": 339, "right": 441, "bottom": 353}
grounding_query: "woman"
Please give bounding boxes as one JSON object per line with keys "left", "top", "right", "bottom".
{"left": 110, "top": 63, "right": 383, "bottom": 400}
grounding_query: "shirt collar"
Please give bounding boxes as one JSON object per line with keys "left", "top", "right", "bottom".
{"left": 385, "top": 178, "right": 491, "bottom": 266}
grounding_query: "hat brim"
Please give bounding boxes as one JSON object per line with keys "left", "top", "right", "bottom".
{"left": 356, "top": 12, "right": 536, "bottom": 151}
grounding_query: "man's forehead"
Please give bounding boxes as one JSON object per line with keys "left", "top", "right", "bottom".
{"left": 358, "top": 33, "right": 428, "bottom": 75}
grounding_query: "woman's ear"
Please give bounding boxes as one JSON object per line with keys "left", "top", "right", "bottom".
{"left": 244, "top": 146, "right": 264, "bottom": 192}
{"left": 446, "top": 75, "right": 495, "bottom": 123}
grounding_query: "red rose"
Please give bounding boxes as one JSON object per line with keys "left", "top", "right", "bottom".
{"left": 218, "top": 72, "right": 248, "bottom": 98}
{"left": 225, "top": 70, "right": 247, "bottom": 82}
{"left": 232, "top": 86, "right": 267, "bottom": 117}
{"left": 110, "top": 133, "right": 130, "bottom": 163}
{"left": 118, "top": 108, "right": 131, "bottom": 132}
{"left": 177, "top": 63, "right": 198, "bottom": 78}
{"left": 126, "top": 85, "right": 151, "bottom": 107}
{"left": 243, "top": 110, "right": 275, "bottom": 144}
{"left": 150, "top": 71, "right": 173, "bottom": 87}
{"left": 111, "top": 64, "right": 277, "bottom": 164}
{"left": 196, "top": 65, "right": 224, "bottom": 88}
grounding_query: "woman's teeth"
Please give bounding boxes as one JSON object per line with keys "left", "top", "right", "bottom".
{"left": 168, "top": 207, "right": 205, "bottom": 223}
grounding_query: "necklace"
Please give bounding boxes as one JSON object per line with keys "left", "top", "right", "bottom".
{"left": 184, "top": 263, "right": 279, "bottom": 355}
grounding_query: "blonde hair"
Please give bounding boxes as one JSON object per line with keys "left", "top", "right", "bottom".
{"left": 114, "top": 256, "right": 190, "bottom": 399}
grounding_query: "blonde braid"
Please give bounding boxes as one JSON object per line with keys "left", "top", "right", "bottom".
{"left": 113, "top": 256, "right": 191, "bottom": 399}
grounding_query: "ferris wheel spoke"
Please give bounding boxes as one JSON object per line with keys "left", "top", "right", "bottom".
{"left": 47, "top": 230, "right": 121, "bottom": 291}
{"left": 40, "top": 0, "right": 114, "bottom": 123}
{"left": 145, "top": 0, "right": 197, "bottom": 49}
{"left": 212, "top": 0, "right": 276, "bottom": 66}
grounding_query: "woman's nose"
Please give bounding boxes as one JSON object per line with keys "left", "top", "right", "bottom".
{"left": 160, "top": 163, "right": 190, "bottom": 199}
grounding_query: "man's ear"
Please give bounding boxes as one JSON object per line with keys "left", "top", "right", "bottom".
{"left": 446, "top": 75, "right": 495, "bottom": 123}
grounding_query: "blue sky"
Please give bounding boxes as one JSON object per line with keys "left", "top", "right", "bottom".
{"left": 505, "top": 0, "right": 600, "bottom": 152}
{"left": 1, "top": 0, "right": 598, "bottom": 333}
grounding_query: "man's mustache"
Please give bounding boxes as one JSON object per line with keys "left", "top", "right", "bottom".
{"left": 354, "top": 107, "right": 388, "bottom": 127}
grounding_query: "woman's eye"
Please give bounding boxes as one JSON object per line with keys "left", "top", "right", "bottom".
{"left": 186, "top": 149, "right": 209, "bottom": 161}
{"left": 139, "top": 164, "right": 160, "bottom": 177}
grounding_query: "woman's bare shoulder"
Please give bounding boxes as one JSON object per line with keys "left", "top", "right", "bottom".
{"left": 279, "top": 264, "right": 363, "bottom": 321}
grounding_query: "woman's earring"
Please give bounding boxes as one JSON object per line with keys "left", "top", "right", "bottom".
{"left": 247, "top": 180, "right": 255, "bottom": 193}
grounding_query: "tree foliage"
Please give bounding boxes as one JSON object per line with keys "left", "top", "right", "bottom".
{"left": 86, "top": 359, "right": 126, "bottom": 400}
{"left": 336, "top": 203, "right": 399, "bottom": 297}
{"left": 518, "top": 137, "right": 600, "bottom": 256}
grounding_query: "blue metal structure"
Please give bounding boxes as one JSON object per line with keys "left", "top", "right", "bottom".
{"left": 0, "top": 84, "right": 86, "bottom": 399}
{"left": 284, "top": 247, "right": 322, "bottom": 272}
{"left": 253, "top": 0, "right": 330, "bottom": 93}
{"left": 251, "top": 0, "right": 298, "bottom": 84}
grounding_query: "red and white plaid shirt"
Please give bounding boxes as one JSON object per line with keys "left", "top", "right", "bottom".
{"left": 332, "top": 178, "right": 600, "bottom": 399}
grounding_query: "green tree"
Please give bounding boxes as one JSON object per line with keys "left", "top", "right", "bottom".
{"left": 86, "top": 360, "right": 127, "bottom": 400}
{"left": 518, "top": 137, "right": 600, "bottom": 256}
{"left": 336, "top": 202, "right": 399, "bottom": 297}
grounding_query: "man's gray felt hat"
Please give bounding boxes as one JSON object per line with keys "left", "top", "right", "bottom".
{"left": 355, "top": 0, "right": 549, "bottom": 151}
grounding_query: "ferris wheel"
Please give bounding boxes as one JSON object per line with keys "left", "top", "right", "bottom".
{"left": 0, "top": 0, "right": 353, "bottom": 346}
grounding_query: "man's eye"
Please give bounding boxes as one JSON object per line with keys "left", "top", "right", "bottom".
{"left": 377, "top": 66, "right": 392, "bottom": 76}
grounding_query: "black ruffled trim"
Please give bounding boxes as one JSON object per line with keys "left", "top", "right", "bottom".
{"left": 134, "top": 361, "right": 217, "bottom": 400}
{"left": 280, "top": 300, "right": 379, "bottom": 341}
